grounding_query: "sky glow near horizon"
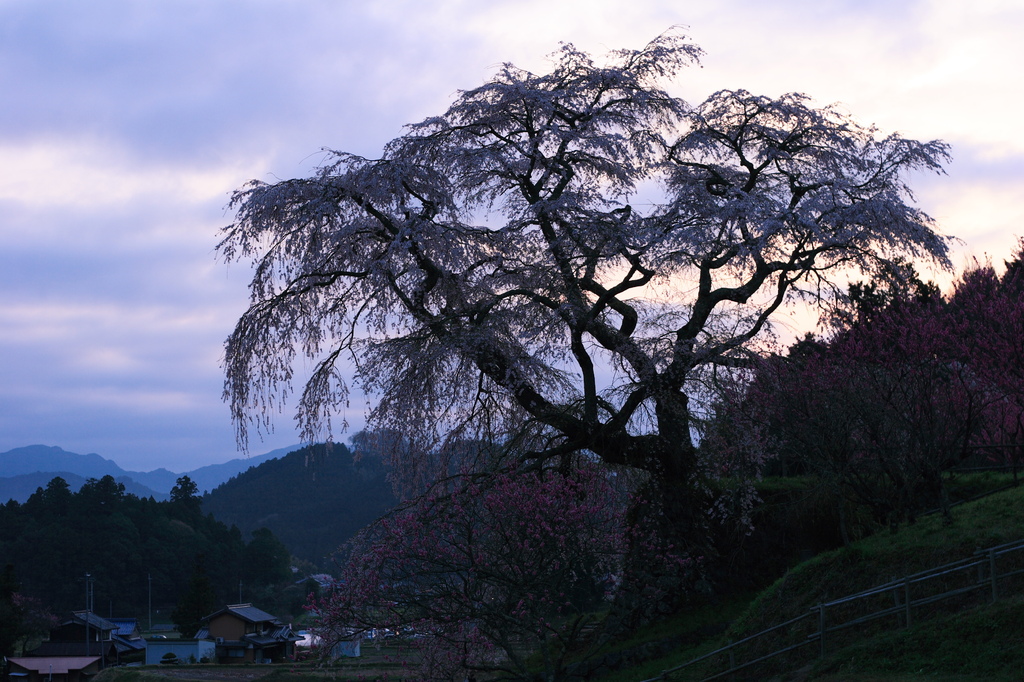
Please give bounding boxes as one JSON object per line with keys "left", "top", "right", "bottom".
{"left": 1, "top": 0, "right": 1022, "bottom": 472}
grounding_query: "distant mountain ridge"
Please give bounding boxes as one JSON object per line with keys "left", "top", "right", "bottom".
{"left": 0, "top": 443, "right": 303, "bottom": 503}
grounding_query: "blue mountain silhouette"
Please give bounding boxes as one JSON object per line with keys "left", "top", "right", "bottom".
{"left": 0, "top": 443, "right": 302, "bottom": 503}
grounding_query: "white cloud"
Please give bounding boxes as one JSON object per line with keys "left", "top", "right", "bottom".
{"left": 0, "top": 298, "right": 232, "bottom": 404}
{"left": 0, "top": 138, "right": 262, "bottom": 210}
{"left": 924, "top": 181, "right": 1024, "bottom": 266}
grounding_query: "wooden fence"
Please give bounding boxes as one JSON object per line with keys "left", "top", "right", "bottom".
{"left": 642, "top": 538, "right": 1024, "bottom": 682}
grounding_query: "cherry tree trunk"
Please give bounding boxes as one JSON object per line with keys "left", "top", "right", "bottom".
{"left": 608, "top": 411, "right": 715, "bottom": 628}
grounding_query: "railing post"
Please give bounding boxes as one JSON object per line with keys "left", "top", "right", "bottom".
{"left": 903, "top": 578, "right": 912, "bottom": 628}
{"left": 990, "top": 548, "right": 998, "bottom": 603}
{"left": 818, "top": 603, "right": 826, "bottom": 658}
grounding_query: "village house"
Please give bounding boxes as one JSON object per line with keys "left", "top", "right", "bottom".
{"left": 25, "top": 612, "right": 121, "bottom": 667}
{"left": 194, "top": 603, "right": 300, "bottom": 664}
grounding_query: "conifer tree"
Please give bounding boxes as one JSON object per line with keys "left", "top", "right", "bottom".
{"left": 172, "top": 555, "right": 217, "bottom": 638}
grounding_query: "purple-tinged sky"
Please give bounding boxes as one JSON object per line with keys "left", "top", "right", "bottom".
{"left": 2, "top": 0, "right": 1021, "bottom": 472}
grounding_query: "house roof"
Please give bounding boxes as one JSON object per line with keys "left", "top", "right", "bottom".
{"left": 112, "top": 635, "right": 147, "bottom": 652}
{"left": 269, "top": 625, "right": 302, "bottom": 642}
{"left": 243, "top": 635, "right": 280, "bottom": 646}
{"left": 67, "top": 611, "right": 118, "bottom": 632}
{"left": 203, "top": 603, "right": 282, "bottom": 625}
{"left": 107, "top": 618, "right": 141, "bottom": 637}
{"left": 8, "top": 657, "right": 101, "bottom": 675}
{"left": 244, "top": 626, "right": 301, "bottom": 646}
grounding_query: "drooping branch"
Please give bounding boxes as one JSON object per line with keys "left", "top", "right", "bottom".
{"left": 220, "top": 31, "right": 952, "bottom": 494}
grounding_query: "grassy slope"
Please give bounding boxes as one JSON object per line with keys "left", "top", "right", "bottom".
{"left": 811, "top": 594, "right": 1024, "bottom": 681}
{"left": 602, "top": 478, "right": 1024, "bottom": 682}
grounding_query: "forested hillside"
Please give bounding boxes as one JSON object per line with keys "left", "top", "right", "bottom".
{"left": 202, "top": 442, "right": 396, "bottom": 567}
{"left": 0, "top": 474, "right": 292, "bottom": 618}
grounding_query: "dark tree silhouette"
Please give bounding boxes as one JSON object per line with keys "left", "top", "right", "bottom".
{"left": 0, "top": 563, "right": 22, "bottom": 657}
{"left": 172, "top": 555, "right": 217, "bottom": 639}
{"left": 220, "top": 30, "right": 951, "bottom": 609}
{"left": 170, "top": 475, "right": 199, "bottom": 503}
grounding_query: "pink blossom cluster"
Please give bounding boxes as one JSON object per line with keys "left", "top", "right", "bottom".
{"left": 309, "top": 460, "right": 625, "bottom": 680}
{"left": 722, "top": 245, "right": 1024, "bottom": 529}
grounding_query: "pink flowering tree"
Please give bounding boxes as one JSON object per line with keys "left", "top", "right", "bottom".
{"left": 734, "top": 255, "right": 1024, "bottom": 535}
{"left": 311, "top": 460, "right": 625, "bottom": 681}
{"left": 832, "top": 295, "right": 992, "bottom": 524}
{"left": 710, "top": 337, "right": 875, "bottom": 542}
{"left": 945, "top": 246, "right": 1024, "bottom": 474}
{"left": 0, "top": 564, "right": 59, "bottom": 657}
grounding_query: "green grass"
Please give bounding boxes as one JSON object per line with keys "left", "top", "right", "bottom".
{"left": 944, "top": 470, "right": 1021, "bottom": 502}
{"left": 597, "top": 479, "right": 1024, "bottom": 682}
{"left": 93, "top": 670, "right": 184, "bottom": 682}
{"left": 581, "top": 593, "right": 755, "bottom": 682}
{"left": 731, "top": 481, "right": 1024, "bottom": 633}
{"left": 810, "top": 594, "right": 1024, "bottom": 681}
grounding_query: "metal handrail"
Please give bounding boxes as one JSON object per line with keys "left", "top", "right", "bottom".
{"left": 637, "top": 612, "right": 815, "bottom": 681}
{"left": 648, "top": 538, "right": 1024, "bottom": 682}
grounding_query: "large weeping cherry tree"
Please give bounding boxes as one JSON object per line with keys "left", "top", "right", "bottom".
{"left": 220, "top": 30, "right": 951, "bottom": 609}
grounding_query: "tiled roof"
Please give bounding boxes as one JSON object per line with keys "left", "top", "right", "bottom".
{"left": 107, "top": 618, "right": 140, "bottom": 637}
{"left": 68, "top": 611, "right": 118, "bottom": 631}
{"left": 112, "top": 634, "right": 147, "bottom": 651}
{"left": 204, "top": 603, "right": 281, "bottom": 625}
{"left": 244, "top": 635, "right": 281, "bottom": 646}
{"left": 269, "top": 625, "right": 302, "bottom": 642}
{"left": 238, "top": 624, "right": 301, "bottom": 647}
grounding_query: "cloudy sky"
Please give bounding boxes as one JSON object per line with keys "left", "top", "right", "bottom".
{"left": 2, "top": 0, "right": 1021, "bottom": 472}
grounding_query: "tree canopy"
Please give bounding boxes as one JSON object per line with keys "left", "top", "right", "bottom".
{"left": 220, "top": 30, "right": 952, "bottom": 625}
{"left": 221, "top": 29, "right": 950, "bottom": 486}
{"left": 172, "top": 555, "right": 217, "bottom": 639}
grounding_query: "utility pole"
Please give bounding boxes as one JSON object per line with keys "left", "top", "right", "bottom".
{"left": 83, "top": 573, "right": 94, "bottom": 657}
{"left": 148, "top": 573, "right": 152, "bottom": 631}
